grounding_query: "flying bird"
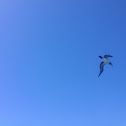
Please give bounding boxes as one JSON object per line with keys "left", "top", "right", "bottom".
{"left": 98, "top": 55, "right": 113, "bottom": 77}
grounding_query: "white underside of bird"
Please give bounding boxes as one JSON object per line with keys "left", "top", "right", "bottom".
{"left": 102, "top": 58, "right": 109, "bottom": 64}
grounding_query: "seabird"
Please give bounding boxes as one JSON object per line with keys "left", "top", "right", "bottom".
{"left": 98, "top": 55, "right": 113, "bottom": 77}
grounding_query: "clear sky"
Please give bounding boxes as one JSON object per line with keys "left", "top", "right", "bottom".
{"left": 0, "top": 0, "right": 126, "bottom": 126}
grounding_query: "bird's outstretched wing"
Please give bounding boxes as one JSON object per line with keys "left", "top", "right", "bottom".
{"left": 104, "top": 55, "right": 113, "bottom": 58}
{"left": 98, "top": 62, "right": 104, "bottom": 77}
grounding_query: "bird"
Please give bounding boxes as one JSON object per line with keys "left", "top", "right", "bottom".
{"left": 98, "top": 55, "right": 113, "bottom": 77}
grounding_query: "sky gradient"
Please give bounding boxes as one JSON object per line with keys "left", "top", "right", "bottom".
{"left": 0, "top": 0, "right": 126, "bottom": 126}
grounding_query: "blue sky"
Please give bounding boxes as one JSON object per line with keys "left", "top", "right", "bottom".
{"left": 0, "top": 0, "right": 126, "bottom": 126}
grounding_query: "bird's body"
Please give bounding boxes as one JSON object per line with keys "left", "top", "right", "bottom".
{"left": 102, "top": 58, "right": 109, "bottom": 64}
{"left": 98, "top": 55, "right": 113, "bottom": 77}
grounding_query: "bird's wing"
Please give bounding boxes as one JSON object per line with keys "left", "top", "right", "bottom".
{"left": 98, "top": 62, "right": 104, "bottom": 77}
{"left": 104, "top": 55, "right": 113, "bottom": 58}
{"left": 99, "top": 56, "right": 103, "bottom": 59}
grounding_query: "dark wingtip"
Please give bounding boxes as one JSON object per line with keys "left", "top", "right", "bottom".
{"left": 99, "top": 56, "right": 102, "bottom": 59}
{"left": 98, "top": 73, "right": 100, "bottom": 77}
